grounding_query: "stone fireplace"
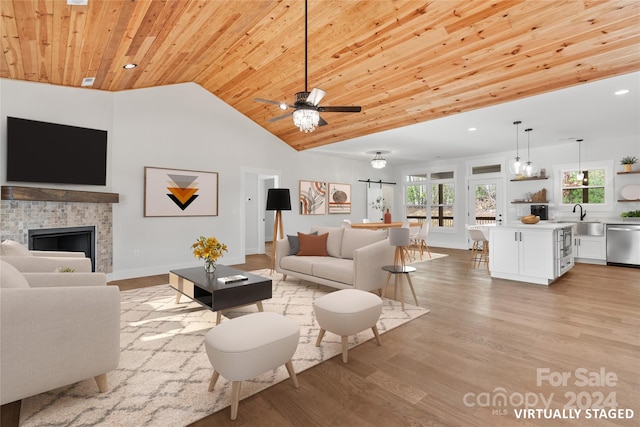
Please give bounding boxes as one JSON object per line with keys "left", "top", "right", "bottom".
{"left": 1, "top": 186, "right": 118, "bottom": 273}
{"left": 29, "top": 226, "right": 97, "bottom": 271}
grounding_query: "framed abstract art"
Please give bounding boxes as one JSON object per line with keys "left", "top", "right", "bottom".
{"left": 299, "top": 180, "right": 326, "bottom": 215}
{"left": 144, "top": 167, "right": 218, "bottom": 217}
{"left": 328, "top": 182, "right": 351, "bottom": 214}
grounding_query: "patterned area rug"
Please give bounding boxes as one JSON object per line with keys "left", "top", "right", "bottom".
{"left": 20, "top": 269, "right": 428, "bottom": 427}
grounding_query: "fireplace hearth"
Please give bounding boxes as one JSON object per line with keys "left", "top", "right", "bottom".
{"left": 29, "top": 226, "right": 96, "bottom": 271}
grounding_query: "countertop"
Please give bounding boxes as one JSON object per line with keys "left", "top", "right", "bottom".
{"left": 501, "top": 221, "right": 573, "bottom": 230}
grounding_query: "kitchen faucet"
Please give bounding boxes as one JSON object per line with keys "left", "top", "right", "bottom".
{"left": 573, "top": 203, "right": 587, "bottom": 221}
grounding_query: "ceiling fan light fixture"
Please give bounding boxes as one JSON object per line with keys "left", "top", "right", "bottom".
{"left": 371, "top": 152, "right": 387, "bottom": 169}
{"left": 293, "top": 108, "right": 319, "bottom": 133}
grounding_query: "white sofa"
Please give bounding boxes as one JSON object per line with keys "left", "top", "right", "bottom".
{"left": 0, "top": 239, "right": 92, "bottom": 272}
{"left": 275, "top": 226, "right": 395, "bottom": 292}
{"left": 0, "top": 260, "right": 120, "bottom": 414}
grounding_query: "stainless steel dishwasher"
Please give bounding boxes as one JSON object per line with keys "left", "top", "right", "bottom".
{"left": 606, "top": 223, "right": 640, "bottom": 267}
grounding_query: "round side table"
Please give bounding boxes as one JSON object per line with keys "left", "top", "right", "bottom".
{"left": 381, "top": 265, "right": 418, "bottom": 311}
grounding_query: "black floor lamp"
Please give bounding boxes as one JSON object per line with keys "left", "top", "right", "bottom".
{"left": 266, "top": 188, "right": 291, "bottom": 271}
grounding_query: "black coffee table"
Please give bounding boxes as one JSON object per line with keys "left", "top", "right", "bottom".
{"left": 169, "top": 265, "right": 272, "bottom": 324}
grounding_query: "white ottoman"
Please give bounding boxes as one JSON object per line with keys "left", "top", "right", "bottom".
{"left": 204, "top": 312, "right": 300, "bottom": 420}
{"left": 314, "top": 289, "right": 383, "bottom": 363}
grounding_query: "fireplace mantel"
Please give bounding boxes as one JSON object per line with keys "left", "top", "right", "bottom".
{"left": 1, "top": 186, "right": 119, "bottom": 203}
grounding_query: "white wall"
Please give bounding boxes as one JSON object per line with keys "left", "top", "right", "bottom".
{"left": 1, "top": 79, "right": 392, "bottom": 279}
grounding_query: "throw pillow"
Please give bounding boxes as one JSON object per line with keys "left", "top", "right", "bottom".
{"left": 1, "top": 240, "right": 32, "bottom": 257}
{"left": 287, "top": 231, "right": 317, "bottom": 255}
{"left": 296, "top": 232, "right": 329, "bottom": 256}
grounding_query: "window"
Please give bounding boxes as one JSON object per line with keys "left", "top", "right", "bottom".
{"left": 431, "top": 180, "right": 455, "bottom": 228}
{"left": 404, "top": 171, "right": 455, "bottom": 228}
{"left": 554, "top": 161, "right": 613, "bottom": 211}
{"left": 561, "top": 169, "right": 605, "bottom": 204}
{"left": 405, "top": 173, "right": 427, "bottom": 220}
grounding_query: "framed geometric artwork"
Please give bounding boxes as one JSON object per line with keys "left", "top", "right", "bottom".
{"left": 328, "top": 182, "right": 351, "bottom": 214}
{"left": 299, "top": 180, "right": 326, "bottom": 215}
{"left": 144, "top": 166, "right": 218, "bottom": 217}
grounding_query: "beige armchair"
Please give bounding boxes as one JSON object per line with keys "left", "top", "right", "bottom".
{"left": 0, "top": 260, "right": 120, "bottom": 422}
{"left": 1, "top": 239, "right": 92, "bottom": 272}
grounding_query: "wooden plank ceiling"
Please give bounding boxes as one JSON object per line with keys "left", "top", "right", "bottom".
{"left": 2, "top": 0, "right": 639, "bottom": 151}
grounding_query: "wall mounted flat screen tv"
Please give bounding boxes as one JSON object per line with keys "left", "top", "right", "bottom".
{"left": 6, "top": 117, "right": 108, "bottom": 186}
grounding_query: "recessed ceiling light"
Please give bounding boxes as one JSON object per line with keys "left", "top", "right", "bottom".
{"left": 614, "top": 89, "right": 629, "bottom": 95}
{"left": 81, "top": 77, "right": 96, "bottom": 86}
{"left": 468, "top": 127, "right": 477, "bottom": 132}
{"left": 123, "top": 63, "right": 137, "bottom": 69}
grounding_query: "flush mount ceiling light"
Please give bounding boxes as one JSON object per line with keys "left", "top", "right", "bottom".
{"left": 67, "top": 0, "right": 88, "bottom": 5}
{"left": 614, "top": 89, "right": 629, "bottom": 95}
{"left": 371, "top": 152, "right": 387, "bottom": 169}
{"left": 523, "top": 128, "right": 538, "bottom": 178}
{"left": 123, "top": 63, "right": 137, "bottom": 69}
{"left": 508, "top": 120, "right": 523, "bottom": 175}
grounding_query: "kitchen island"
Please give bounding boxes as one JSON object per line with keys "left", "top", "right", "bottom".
{"left": 489, "top": 222, "right": 575, "bottom": 285}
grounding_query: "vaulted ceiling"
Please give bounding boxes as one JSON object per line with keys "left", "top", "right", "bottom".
{"left": 2, "top": 0, "right": 639, "bottom": 152}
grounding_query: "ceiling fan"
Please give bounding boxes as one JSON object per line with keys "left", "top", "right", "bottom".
{"left": 254, "top": 0, "right": 362, "bottom": 133}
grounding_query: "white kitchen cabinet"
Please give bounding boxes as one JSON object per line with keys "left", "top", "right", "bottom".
{"left": 490, "top": 224, "right": 564, "bottom": 285}
{"left": 574, "top": 235, "right": 606, "bottom": 263}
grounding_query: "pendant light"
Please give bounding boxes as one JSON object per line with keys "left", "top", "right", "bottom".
{"left": 523, "top": 128, "right": 538, "bottom": 178}
{"left": 576, "top": 139, "right": 584, "bottom": 182}
{"left": 508, "top": 121, "right": 523, "bottom": 175}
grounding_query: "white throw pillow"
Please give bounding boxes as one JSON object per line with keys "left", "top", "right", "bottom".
{"left": 1, "top": 240, "right": 32, "bottom": 257}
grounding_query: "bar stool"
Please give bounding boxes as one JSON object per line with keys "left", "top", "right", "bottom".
{"left": 467, "top": 226, "right": 489, "bottom": 272}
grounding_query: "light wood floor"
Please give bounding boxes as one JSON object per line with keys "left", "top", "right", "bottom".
{"left": 110, "top": 246, "right": 640, "bottom": 427}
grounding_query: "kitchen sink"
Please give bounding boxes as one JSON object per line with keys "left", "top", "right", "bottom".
{"left": 556, "top": 221, "right": 605, "bottom": 236}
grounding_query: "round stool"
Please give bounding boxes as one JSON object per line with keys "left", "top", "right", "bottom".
{"left": 313, "top": 289, "right": 383, "bottom": 363}
{"left": 204, "top": 312, "right": 300, "bottom": 420}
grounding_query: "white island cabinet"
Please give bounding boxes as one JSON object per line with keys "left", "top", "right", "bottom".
{"left": 489, "top": 222, "right": 573, "bottom": 285}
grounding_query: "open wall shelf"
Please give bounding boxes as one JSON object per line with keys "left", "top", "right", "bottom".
{"left": 510, "top": 177, "right": 549, "bottom": 182}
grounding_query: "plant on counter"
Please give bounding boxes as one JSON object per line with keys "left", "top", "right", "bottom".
{"left": 620, "top": 210, "right": 640, "bottom": 218}
{"left": 620, "top": 156, "right": 638, "bottom": 165}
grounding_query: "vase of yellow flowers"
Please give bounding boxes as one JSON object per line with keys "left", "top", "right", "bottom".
{"left": 192, "top": 236, "right": 228, "bottom": 274}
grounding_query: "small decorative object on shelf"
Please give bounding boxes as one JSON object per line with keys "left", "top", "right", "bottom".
{"left": 384, "top": 208, "right": 392, "bottom": 223}
{"left": 192, "top": 235, "right": 228, "bottom": 274}
{"left": 621, "top": 156, "right": 638, "bottom": 172}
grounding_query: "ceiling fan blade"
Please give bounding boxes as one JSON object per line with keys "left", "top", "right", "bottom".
{"left": 317, "top": 105, "right": 362, "bottom": 113}
{"left": 306, "top": 88, "right": 326, "bottom": 106}
{"left": 255, "top": 98, "right": 291, "bottom": 110}
{"left": 318, "top": 116, "right": 328, "bottom": 126}
{"left": 266, "top": 112, "right": 293, "bottom": 122}
{"left": 254, "top": 98, "right": 281, "bottom": 105}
